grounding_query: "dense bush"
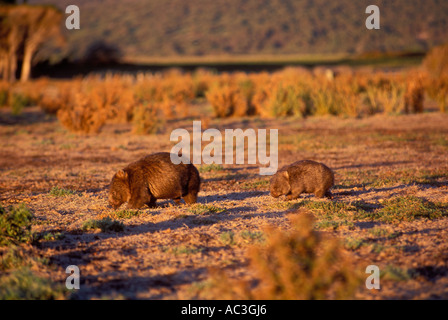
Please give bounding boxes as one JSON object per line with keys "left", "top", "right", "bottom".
{"left": 0, "top": 204, "right": 34, "bottom": 247}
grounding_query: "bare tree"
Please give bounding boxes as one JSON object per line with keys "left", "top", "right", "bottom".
{"left": 0, "top": 6, "right": 23, "bottom": 82}
{"left": 0, "top": 5, "right": 63, "bottom": 82}
{"left": 19, "top": 5, "right": 63, "bottom": 82}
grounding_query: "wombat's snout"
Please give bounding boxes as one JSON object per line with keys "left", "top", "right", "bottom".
{"left": 108, "top": 195, "right": 121, "bottom": 210}
{"left": 269, "top": 185, "right": 281, "bottom": 198}
{"left": 270, "top": 191, "right": 280, "bottom": 198}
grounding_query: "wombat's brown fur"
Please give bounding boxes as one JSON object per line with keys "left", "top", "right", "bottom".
{"left": 109, "top": 152, "right": 200, "bottom": 209}
{"left": 270, "top": 160, "right": 334, "bottom": 200}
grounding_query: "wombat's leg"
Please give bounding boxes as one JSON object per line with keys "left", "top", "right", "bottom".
{"left": 286, "top": 194, "right": 297, "bottom": 200}
{"left": 286, "top": 189, "right": 302, "bottom": 201}
{"left": 315, "top": 189, "right": 327, "bottom": 198}
{"left": 128, "top": 185, "right": 152, "bottom": 209}
{"left": 325, "top": 190, "right": 333, "bottom": 199}
{"left": 146, "top": 197, "right": 157, "bottom": 208}
{"left": 183, "top": 191, "right": 198, "bottom": 205}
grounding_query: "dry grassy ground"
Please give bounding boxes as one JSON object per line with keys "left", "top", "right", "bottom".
{"left": 1, "top": 106, "right": 447, "bottom": 299}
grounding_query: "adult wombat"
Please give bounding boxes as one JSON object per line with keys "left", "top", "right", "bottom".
{"left": 109, "top": 152, "right": 200, "bottom": 209}
{"left": 270, "top": 160, "right": 334, "bottom": 200}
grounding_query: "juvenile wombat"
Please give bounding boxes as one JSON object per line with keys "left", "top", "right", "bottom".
{"left": 109, "top": 152, "right": 200, "bottom": 209}
{"left": 270, "top": 160, "right": 334, "bottom": 200}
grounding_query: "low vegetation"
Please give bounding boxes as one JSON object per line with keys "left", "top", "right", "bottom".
{"left": 0, "top": 203, "right": 68, "bottom": 300}
{"left": 188, "top": 204, "right": 226, "bottom": 215}
{"left": 49, "top": 186, "right": 78, "bottom": 197}
{"left": 82, "top": 217, "right": 125, "bottom": 233}
{"left": 0, "top": 204, "right": 34, "bottom": 246}
{"left": 205, "top": 212, "right": 361, "bottom": 299}
{"left": 303, "top": 196, "right": 447, "bottom": 226}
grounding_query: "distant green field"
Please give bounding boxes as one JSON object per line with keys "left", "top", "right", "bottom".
{"left": 124, "top": 52, "right": 424, "bottom": 68}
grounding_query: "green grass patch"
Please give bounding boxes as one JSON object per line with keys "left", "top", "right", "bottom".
{"left": 0, "top": 204, "right": 34, "bottom": 246}
{"left": 315, "top": 219, "right": 355, "bottom": 230}
{"left": 344, "top": 237, "right": 365, "bottom": 251}
{"left": 239, "top": 230, "right": 265, "bottom": 244}
{"left": 60, "top": 143, "right": 75, "bottom": 150}
{"left": 110, "top": 209, "right": 143, "bottom": 219}
{"left": 82, "top": 217, "right": 124, "bottom": 233}
{"left": 340, "top": 169, "right": 448, "bottom": 189}
{"left": 35, "top": 231, "right": 65, "bottom": 242}
{"left": 219, "top": 231, "right": 236, "bottom": 246}
{"left": 295, "top": 197, "right": 446, "bottom": 226}
{"left": 49, "top": 186, "right": 78, "bottom": 197}
{"left": 198, "top": 164, "right": 224, "bottom": 173}
{"left": 381, "top": 265, "right": 414, "bottom": 281}
{"left": 369, "top": 243, "right": 386, "bottom": 254}
{"left": 367, "top": 226, "right": 400, "bottom": 239}
{"left": 368, "top": 226, "right": 391, "bottom": 237}
{"left": 302, "top": 200, "right": 365, "bottom": 219}
{"left": 241, "top": 179, "right": 269, "bottom": 190}
{"left": 188, "top": 203, "right": 225, "bottom": 215}
{"left": 163, "top": 245, "right": 203, "bottom": 256}
{"left": 378, "top": 196, "right": 447, "bottom": 223}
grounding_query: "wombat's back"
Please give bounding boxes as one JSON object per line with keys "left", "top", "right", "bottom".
{"left": 127, "top": 152, "right": 194, "bottom": 199}
{"left": 287, "top": 160, "right": 334, "bottom": 192}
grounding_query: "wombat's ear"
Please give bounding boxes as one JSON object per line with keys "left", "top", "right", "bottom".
{"left": 282, "top": 170, "right": 289, "bottom": 180}
{"left": 116, "top": 169, "right": 128, "bottom": 180}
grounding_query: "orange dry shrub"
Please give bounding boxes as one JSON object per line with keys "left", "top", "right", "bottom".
{"left": 364, "top": 73, "right": 405, "bottom": 115}
{"left": 403, "top": 71, "right": 425, "bottom": 114}
{"left": 134, "top": 69, "right": 195, "bottom": 119}
{"left": 39, "top": 80, "right": 79, "bottom": 115}
{"left": 57, "top": 90, "right": 107, "bottom": 134}
{"left": 424, "top": 75, "right": 448, "bottom": 113}
{"left": 422, "top": 44, "right": 448, "bottom": 113}
{"left": 255, "top": 81, "right": 313, "bottom": 118}
{"left": 192, "top": 68, "right": 218, "bottom": 97}
{"left": 205, "top": 83, "right": 251, "bottom": 118}
{"left": 307, "top": 71, "right": 366, "bottom": 117}
{"left": 422, "top": 43, "right": 448, "bottom": 79}
{"left": 92, "top": 74, "right": 136, "bottom": 123}
{"left": 162, "top": 69, "right": 196, "bottom": 103}
{"left": 205, "top": 211, "right": 361, "bottom": 300}
{"left": 132, "top": 102, "right": 165, "bottom": 135}
{"left": 333, "top": 73, "right": 363, "bottom": 117}
{"left": 56, "top": 74, "right": 139, "bottom": 133}
{"left": 251, "top": 68, "right": 314, "bottom": 118}
{"left": 252, "top": 67, "right": 364, "bottom": 119}
{"left": 250, "top": 73, "right": 273, "bottom": 116}
{"left": 134, "top": 73, "right": 166, "bottom": 103}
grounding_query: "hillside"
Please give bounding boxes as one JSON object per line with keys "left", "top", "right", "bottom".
{"left": 29, "top": 0, "right": 448, "bottom": 61}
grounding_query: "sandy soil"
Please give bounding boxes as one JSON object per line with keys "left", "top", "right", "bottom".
{"left": 1, "top": 107, "right": 447, "bottom": 299}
